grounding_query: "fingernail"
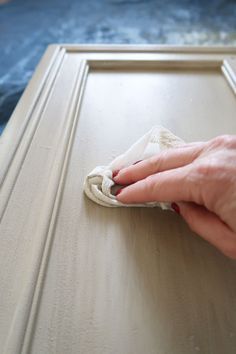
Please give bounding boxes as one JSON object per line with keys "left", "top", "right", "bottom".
{"left": 112, "top": 170, "right": 120, "bottom": 179}
{"left": 133, "top": 160, "right": 142, "bottom": 165}
{"left": 171, "top": 202, "right": 180, "bottom": 214}
{"left": 115, "top": 188, "right": 123, "bottom": 196}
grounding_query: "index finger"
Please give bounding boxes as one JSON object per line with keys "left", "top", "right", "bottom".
{"left": 116, "top": 165, "right": 199, "bottom": 204}
{"left": 114, "top": 142, "right": 205, "bottom": 186}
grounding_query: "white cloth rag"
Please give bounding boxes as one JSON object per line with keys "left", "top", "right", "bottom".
{"left": 84, "top": 125, "right": 184, "bottom": 209}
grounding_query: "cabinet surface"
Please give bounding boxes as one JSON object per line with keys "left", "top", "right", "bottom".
{"left": 0, "top": 45, "right": 236, "bottom": 354}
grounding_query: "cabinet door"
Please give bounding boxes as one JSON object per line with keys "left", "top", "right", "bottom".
{"left": 1, "top": 46, "right": 236, "bottom": 354}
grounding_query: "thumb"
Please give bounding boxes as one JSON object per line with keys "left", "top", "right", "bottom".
{"left": 175, "top": 202, "right": 236, "bottom": 259}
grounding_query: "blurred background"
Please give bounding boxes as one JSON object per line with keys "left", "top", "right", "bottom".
{"left": 0, "top": 0, "right": 236, "bottom": 134}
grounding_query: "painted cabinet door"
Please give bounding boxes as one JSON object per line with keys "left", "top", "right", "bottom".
{"left": 1, "top": 45, "right": 236, "bottom": 354}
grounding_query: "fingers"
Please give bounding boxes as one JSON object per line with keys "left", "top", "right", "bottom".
{"left": 116, "top": 165, "right": 198, "bottom": 204}
{"left": 178, "top": 202, "right": 236, "bottom": 259}
{"left": 114, "top": 143, "right": 205, "bottom": 186}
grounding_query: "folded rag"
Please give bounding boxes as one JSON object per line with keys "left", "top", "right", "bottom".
{"left": 84, "top": 125, "right": 184, "bottom": 209}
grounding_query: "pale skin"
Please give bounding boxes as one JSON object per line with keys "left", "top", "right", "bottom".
{"left": 113, "top": 135, "right": 236, "bottom": 259}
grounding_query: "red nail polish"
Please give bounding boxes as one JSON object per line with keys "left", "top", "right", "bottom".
{"left": 115, "top": 188, "right": 123, "bottom": 196}
{"left": 171, "top": 202, "right": 180, "bottom": 214}
{"left": 133, "top": 160, "right": 142, "bottom": 165}
{"left": 112, "top": 170, "right": 120, "bottom": 179}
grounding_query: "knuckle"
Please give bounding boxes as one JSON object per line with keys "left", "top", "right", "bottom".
{"left": 149, "top": 151, "right": 169, "bottom": 172}
{"left": 194, "top": 163, "right": 211, "bottom": 179}
{"left": 149, "top": 155, "right": 163, "bottom": 171}
{"left": 194, "top": 162, "right": 220, "bottom": 180}
{"left": 191, "top": 162, "right": 223, "bottom": 206}
{"left": 211, "top": 135, "right": 236, "bottom": 148}
{"left": 144, "top": 174, "right": 158, "bottom": 197}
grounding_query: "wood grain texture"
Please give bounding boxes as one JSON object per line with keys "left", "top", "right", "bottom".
{"left": 0, "top": 45, "right": 236, "bottom": 354}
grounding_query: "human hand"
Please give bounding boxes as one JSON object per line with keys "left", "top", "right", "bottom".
{"left": 113, "top": 135, "right": 236, "bottom": 259}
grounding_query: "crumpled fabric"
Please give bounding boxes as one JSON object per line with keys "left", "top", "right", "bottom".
{"left": 84, "top": 125, "right": 184, "bottom": 208}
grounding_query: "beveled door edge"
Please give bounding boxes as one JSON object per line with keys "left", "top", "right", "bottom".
{"left": 222, "top": 59, "right": 236, "bottom": 94}
{"left": 87, "top": 58, "right": 222, "bottom": 70}
{"left": 62, "top": 44, "right": 236, "bottom": 54}
{"left": 3, "top": 59, "right": 89, "bottom": 354}
{"left": 85, "top": 57, "right": 236, "bottom": 95}
{"left": 0, "top": 45, "right": 65, "bottom": 186}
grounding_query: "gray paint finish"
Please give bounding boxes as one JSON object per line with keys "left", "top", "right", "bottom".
{"left": 0, "top": 0, "right": 236, "bottom": 133}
